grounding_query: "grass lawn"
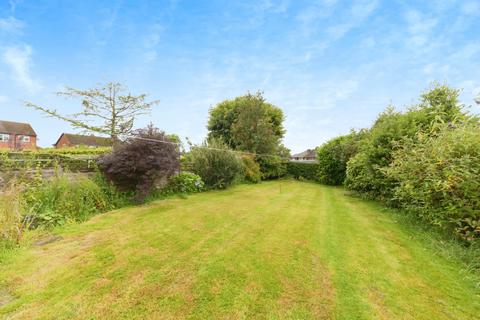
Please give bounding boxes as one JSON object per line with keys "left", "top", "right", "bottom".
{"left": 1, "top": 180, "right": 479, "bottom": 319}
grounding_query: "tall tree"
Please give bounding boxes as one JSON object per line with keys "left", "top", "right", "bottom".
{"left": 25, "top": 82, "right": 159, "bottom": 142}
{"left": 207, "top": 92, "right": 285, "bottom": 154}
{"left": 231, "top": 101, "right": 278, "bottom": 154}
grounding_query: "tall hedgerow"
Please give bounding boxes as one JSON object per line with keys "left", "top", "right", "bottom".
{"left": 385, "top": 122, "right": 480, "bottom": 241}
{"left": 345, "top": 84, "right": 467, "bottom": 201}
{"left": 316, "top": 130, "right": 364, "bottom": 185}
{"left": 286, "top": 162, "right": 318, "bottom": 181}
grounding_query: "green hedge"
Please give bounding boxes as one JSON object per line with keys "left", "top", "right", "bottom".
{"left": 385, "top": 123, "right": 480, "bottom": 242}
{"left": 340, "top": 84, "right": 480, "bottom": 241}
{"left": 0, "top": 152, "right": 97, "bottom": 171}
{"left": 286, "top": 162, "right": 318, "bottom": 180}
{"left": 316, "top": 131, "right": 364, "bottom": 185}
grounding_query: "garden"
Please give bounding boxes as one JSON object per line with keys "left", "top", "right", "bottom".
{"left": 0, "top": 83, "right": 479, "bottom": 319}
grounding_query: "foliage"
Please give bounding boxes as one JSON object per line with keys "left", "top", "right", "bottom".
{"left": 385, "top": 123, "right": 480, "bottom": 241}
{"left": 316, "top": 130, "right": 364, "bottom": 185}
{"left": 21, "top": 173, "right": 129, "bottom": 227}
{"left": 207, "top": 92, "right": 285, "bottom": 154}
{"left": 206, "top": 92, "right": 289, "bottom": 179}
{"left": 255, "top": 155, "right": 287, "bottom": 180}
{"left": 40, "top": 147, "right": 111, "bottom": 155}
{"left": 98, "top": 125, "right": 179, "bottom": 202}
{"left": 345, "top": 83, "right": 467, "bottom": 201}
{"left": 286, "top": 162, "right": 318, "bottom": 181}
{"left": 0, "top": 147, "right": 109, "bottom": 172}
{"left": 0, "top": 182, "right": 28, "bottom": 246}
{"left": 25, "top": 82, "right": 159, "bottom": 141}
{"left": 241, "top": 155, "right": 261, "bottom": 183}
{"left": 340, "top": 83, "right": 480, "bottom": 241}
{"left": 163, "top": 172, "right": 204, "bottom": 194}
{"left": 188, "top": 139, "right": 243, "bottom": 189}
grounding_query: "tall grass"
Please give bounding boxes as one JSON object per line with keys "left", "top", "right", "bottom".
{"left": 0, "top": 183, "right": 28, "bottom": 247}
{"left": 22, "top": 173, "right": 130, "bottom": 227}
{"left": 0, "top": 171, "right": 131, "bottom": 251}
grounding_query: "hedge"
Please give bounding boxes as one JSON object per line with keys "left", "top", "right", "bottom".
{"left": 286, "top": 162, "right": 318, "bottom": 180}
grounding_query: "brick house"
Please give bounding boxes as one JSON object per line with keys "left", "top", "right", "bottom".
{"left": 0, "top": 120, "right": 37, "bottom": 151}
{"left": 290, "top": 149, "right": 317, "bottom": 162}
{"left": 54, "top": 133, "right": 112, "bottom": 148}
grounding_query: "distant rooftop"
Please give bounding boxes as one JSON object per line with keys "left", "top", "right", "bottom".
{"left": 291, "top": 149, "right": 316, "bottom": 159}
{"left": 55, "top": 133, "right": 112, "bottom": 147}
{"left": 0, "top": 120, "right": 36, "bottom": 136}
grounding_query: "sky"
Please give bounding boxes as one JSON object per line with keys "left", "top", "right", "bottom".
{"left": 0, "top": 0, "right": 479, "bottom": 153}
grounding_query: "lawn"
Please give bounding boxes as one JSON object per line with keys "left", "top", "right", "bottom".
{"left": 0, "top": 181, "right": 479, "bottom": 319}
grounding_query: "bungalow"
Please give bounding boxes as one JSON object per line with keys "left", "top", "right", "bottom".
{"left": 54, "top": 133, "right": 112, "bottom": 148}
{"left": 0, "top": 120, "right": 37, "bottom": 151}
{"left": 290, "top": 149, "right": 317, "bottom": 162}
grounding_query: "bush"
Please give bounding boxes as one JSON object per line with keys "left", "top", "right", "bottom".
{"left": 345, "top": 84, "right": 467, "bottom": 201}
{"left": 188, "top": 139, "right": 243, "bottom": 189}
{"left": 316, "top": 131, "right": 364, "bottom": 185}
{"left": 163, "top": 172, "right": 204, "bottom": 194}
{"left": 22, "top": 174, "right": 128, "bottom": 227}
{"left": 286, "top": 162, "right": 318, "bottom": 180}
{"left": 344, "top": 108, "right": 421, "bottom": 200}
{"left": 241, "top": 155, "right": 261, "bottom": 183}
{"left": 256, "top": 155, "right": 287, "bottom": 180}
{"left": 385, "top": 123, "right": 480, "bottom": 241}
{"left": 98, "top": 125, "right": 179, "bottom": 202}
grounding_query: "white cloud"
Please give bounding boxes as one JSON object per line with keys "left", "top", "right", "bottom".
{"left": 144, "top": 24, "right": 163, "bottom": 48}
{"left": 361, "top": 36, "right": 376, "bottom": 48}
{"left": 251, "top": 0, "right": 290, "bottom": 14}
{"left": 295, "top": 1, "right": 338, "bottom": 37}
{"left": 461, "top": 1, "right": 480, "bottom": 15}
{"left": 451, "top": 43, "right": 480, "bottom": 60}
{"left": 351, "top": 0, "right": 379, "bottom": 20}
{"left": 143, "top": 50, "right": 157, "bottom": 62}
{"left": 8, "top": 0, "right": 22, "bottom": 12}
{"left": 405, "top": 10, "right": 438, "bottom": 47}
{"left": 0, "top": 16, "right": 24, "bottom": 34}
{"left": 2, "top": 45, "right": 42, "bottom": 92}
{"left": 405, "top": 10, "right": 437, "bottom": 34}
{"left": 295, "top": 80, "right": 359, "bottom": 110}
{"left": 326, "top": 0, "right": 379, "bottom": 41}
{"left": 141, "top": 23, "right": 164, "bottom": 62}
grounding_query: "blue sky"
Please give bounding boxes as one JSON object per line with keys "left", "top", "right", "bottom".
{"left": 0, "top": 0, "right": 479, "bottom": 152}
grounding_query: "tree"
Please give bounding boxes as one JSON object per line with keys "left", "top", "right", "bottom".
{"left": 97, "top": 124, "right": 179, "bottom": 202}
{"left": 207, "top": 92, "right": 285, "bottom": 154}
{"left": 25, "top": 82, "right": 159, "bottom": 142}
{"left": 207, "top": 92, "right": 287, "bottom": 180}
{"left": 231, "top": 101, "right": 279, "bottom": 154}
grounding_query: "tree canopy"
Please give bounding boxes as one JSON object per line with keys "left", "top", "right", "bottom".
{"left": 207, "top": 92, "right": 285, "bottom": 155}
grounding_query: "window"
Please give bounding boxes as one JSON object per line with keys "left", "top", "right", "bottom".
{"left": 21, "top": 136, "right": 30, "bottom": 142}
{"left": 0, "top": 134, "right": 9, "bottom": 142}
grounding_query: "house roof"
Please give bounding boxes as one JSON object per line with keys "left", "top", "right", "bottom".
{"left": 291, "top": 149, "right": 317, "bottom": 158}
{"left": 54, "top": 133, "right": 112, "bottom": 147}
{"left": 0, "top": 120, "right": 36, "bottom": 136}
